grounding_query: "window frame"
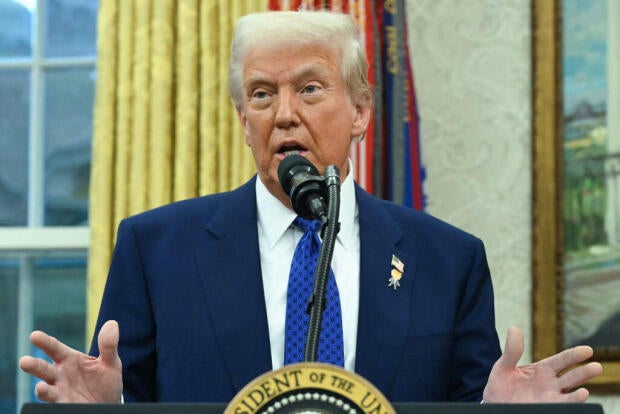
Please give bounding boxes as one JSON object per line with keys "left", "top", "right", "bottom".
{"left": 0, "top": 0, "right": 98, "bottom": 411}
{"left": 0, "top": 0, "right": 97, "bottom": 228}
{"left": 0, "top": 244, "right": 89, "bottom": 410}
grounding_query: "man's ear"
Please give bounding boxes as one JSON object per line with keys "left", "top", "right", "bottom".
{"left": 351, "top": 103, "right": 372, "bottom": 138}
{"left": 236, "top": 108, "right": 251, "bottom": 146}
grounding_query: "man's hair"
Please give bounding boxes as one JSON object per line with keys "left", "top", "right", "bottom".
{"left": 229, "top": 10, "right": 373, "bottom": 110}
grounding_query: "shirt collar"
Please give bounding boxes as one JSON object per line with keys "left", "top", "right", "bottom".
{"left": 256, "top": 163, "right": 357, "bottom": 250}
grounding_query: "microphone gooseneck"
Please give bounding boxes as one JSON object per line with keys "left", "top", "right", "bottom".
{"left": 303, "top": 164, "right": 340, "bottom": 363}
{"left": 278, "top": 155, "right": 328, "bottom": 222}
{"left": 277, "top": 154, "right": 342, "bottom": 364}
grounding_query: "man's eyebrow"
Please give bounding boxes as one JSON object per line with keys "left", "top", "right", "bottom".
{"left": 243, "top": 63, "right": 333, "bottom": 91}
{"left": 243, "top": 75, "right": 273, "bottom": 90}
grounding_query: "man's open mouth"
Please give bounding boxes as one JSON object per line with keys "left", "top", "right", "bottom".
{"left": 277, "top": 144, "right": 308, "bottom": 158}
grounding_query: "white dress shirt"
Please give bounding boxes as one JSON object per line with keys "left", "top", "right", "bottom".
{"left": 256, "top": 172, "right": 360, "bottom": 372}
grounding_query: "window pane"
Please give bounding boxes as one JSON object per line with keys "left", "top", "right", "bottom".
{"left": 0, "top": 259, "right": 18, "bottom": 414}
{"left": 0, "top": 0, "right": 32, "bottom": 58}
{"left": 44, "top": 0, "right": 98, "bottom": 57}
{"left": 0, "top": 70, "right": 29, "bottom": 227}
{"left": 44, "top": 67, "right": 95, "bottom": 226}
{"left": 29, "top": 255, "right": 87, "bottom": 403}
{"left": 32, "top": 256, "right": 87, "bottom": 352}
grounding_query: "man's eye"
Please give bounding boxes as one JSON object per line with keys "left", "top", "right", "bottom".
{"left": 302, "top": 84, "right": 320, "bottom": 94}
{"left": 252, "top": 90, "right": 269, "bottom": 99}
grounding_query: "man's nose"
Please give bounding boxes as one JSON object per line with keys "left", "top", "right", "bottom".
{"left": 274, "top": 89, "right": 301, "bottom": 128}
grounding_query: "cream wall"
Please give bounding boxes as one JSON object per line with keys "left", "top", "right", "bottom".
{"left": 405, "top": 0, "right": 618, "bottom": 412}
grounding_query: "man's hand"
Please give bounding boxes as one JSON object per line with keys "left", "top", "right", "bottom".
{"left": 19, "top": 320, "right": 123, "bottom": 403}
{"left": 483, "top": 326, "right": 603, "bottom": 403}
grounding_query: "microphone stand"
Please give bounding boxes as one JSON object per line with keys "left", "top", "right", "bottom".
{"left": 304, "top": 165, "right": 340, "bottom": 363}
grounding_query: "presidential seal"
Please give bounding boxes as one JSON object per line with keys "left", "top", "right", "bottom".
{"left": 225, "top": 363, "right": 395, "bottom": 414}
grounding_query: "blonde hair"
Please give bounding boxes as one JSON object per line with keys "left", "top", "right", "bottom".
{"left": 229, "top": 10, "right": 373, "bottom": 110}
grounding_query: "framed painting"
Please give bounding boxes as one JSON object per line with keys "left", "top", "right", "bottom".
{"left": 532, "top": 0, "right": 620, "bottom": 391}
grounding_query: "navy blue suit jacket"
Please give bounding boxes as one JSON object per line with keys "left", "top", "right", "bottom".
{"left": 91, "top": 177, "right": 500, "bottom": 403}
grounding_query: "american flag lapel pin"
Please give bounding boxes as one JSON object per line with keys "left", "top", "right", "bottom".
{"left": 388, "top": 254, "right": 404, "bottom": 290}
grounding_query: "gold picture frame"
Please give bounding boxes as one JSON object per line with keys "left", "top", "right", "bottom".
{"left": 532, "top": 0, "right": 620, "bottom": 392}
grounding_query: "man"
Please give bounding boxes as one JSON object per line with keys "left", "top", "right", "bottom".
{"left": 20, "top": 10, "right": 602, "bottom": 404}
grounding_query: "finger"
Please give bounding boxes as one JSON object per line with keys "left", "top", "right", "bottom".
{"left": 29, "top": 331, "right": 73, "bottom": 363}
{"left": 543, "top": 345, "right": 594, "bottom": 373}
{"left": 559, "top": 387, "right": 590, "bottom": 403}
{"left": 496, "top": 326, "right": 524, "bottom": 370}
{"left": 558, "top": 362, "right": 603, "bottom": 391}
{"left": 19, "top": 356, "right": 58, "bottom": 383}
{"left": 35, "top": 381, "right": 59, "bottom": 402}
{"left": 98, "top": 320, "right": 120, "bottom": 365}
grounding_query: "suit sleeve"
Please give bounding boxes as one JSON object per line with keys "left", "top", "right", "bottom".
{"left": 449, "top": 238, "right": 501, "bottom": 401}
{"left": 89, "top": 218, "right": 158, "bottom": 402}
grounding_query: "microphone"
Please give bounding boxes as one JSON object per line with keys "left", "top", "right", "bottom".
{"left": 279, "top": 155, "right": 342, "bottom": 363}
{"left": 278, "top": 155, "right": 328, "bottom": 221}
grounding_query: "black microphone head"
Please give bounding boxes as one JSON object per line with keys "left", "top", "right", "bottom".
{"left": 278, "top": 154, "right": 318, "bottom": 195}
{"left": 277, "top": 155, "right": 326, "bottom": 220}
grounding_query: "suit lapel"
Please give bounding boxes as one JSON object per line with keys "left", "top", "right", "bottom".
{"left": 354, "top": 186, "right": 415, "bottom": 396}
{"left": 194, "top": 177, "right": 273, "bottom": 391}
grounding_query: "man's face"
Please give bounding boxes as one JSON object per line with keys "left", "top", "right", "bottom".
{"left": 237, "top": 42, "right": 371, "bottom": 208}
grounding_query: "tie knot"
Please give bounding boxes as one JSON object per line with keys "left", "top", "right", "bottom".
{"left": 293, "top": 217, "right": 321, "bottom": 233}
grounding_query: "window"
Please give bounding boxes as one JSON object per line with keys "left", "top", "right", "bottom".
{"left": 0, "top": 0, "right": 98, "bottom": 412}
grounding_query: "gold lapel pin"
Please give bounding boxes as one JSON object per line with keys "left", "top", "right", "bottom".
{"left": 388, "top": 254, "right": 404, "bottom": 290}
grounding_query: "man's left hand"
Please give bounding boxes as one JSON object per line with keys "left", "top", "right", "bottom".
{"left": 482, "top": 326, "right": 603, "bottom": 403}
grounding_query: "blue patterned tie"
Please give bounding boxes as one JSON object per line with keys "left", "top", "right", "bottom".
{"left": 284, "top": 217, "right": 344, "bottom": 366}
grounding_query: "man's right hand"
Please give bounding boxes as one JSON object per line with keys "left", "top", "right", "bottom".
{"left": 19, "top": 320, "right": 123, "bottom": 403}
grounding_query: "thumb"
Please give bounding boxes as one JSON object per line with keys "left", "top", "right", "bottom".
{"left": 497, "top": 326, "right": 524, "bottom": 370}
{"left": 98, "top": 320, "right": 120, "bottom": 365}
